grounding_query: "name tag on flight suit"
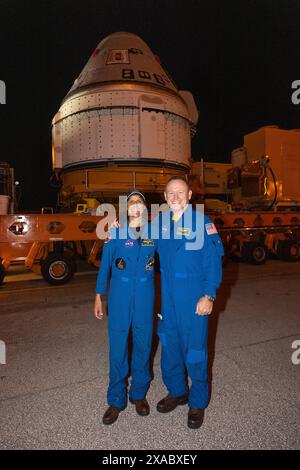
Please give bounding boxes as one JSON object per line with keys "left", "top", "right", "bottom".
{"left": 176, "top": 227, "right": 191, "bottom": 237}
{"left": 141, "top": 239, "right": 155, "bottom": 247}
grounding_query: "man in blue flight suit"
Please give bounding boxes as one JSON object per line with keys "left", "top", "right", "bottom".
{"left": 94, "top": 190, "right": 156, "bottom": 425}
{"left": 155, "top": 176, "right": 223, "bottom": 429}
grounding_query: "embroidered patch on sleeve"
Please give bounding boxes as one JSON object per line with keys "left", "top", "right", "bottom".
{"left": 176, "top": 227, "right": 191, "bottom": 236}
{"left": 205, "top": 223, "right": 218, "bottom": 235}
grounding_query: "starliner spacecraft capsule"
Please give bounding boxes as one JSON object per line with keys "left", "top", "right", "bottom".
{"left": 51, "top": 32, "right": 198, "bottom": 209}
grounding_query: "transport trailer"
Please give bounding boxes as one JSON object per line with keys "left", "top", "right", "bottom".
{"left": 0, "top": 213, "right": 104, "bottom": 286}
{"left": 209, "top": 211, "right": 300, "bottom": 265}
{"left": 1, "top": 209, "right": 300, "bottom": 287}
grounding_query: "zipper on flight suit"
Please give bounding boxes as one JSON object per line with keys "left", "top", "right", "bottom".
{"left": 131, "top": 237, "right": 142, "bottom": 320}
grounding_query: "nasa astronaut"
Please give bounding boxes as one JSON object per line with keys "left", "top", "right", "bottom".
{"left": 94, "top": 190, "right": 156, "bottom": 425}
{"left": 155, "top": 176, "right": 223, "bottom": 429}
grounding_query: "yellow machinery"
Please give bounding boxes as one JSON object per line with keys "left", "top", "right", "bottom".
{"left": 55, "top": 164, "right": 187, "bottom": 212}
{"left": 228, "top": 127, "right": 300, "bottom": 210}
{"left": 190, "top": 126, "right": 300, "bottom": 264}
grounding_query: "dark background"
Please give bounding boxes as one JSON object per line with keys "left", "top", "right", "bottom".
{"left": 0, "top": 0, "right": 299, "bottom": 210}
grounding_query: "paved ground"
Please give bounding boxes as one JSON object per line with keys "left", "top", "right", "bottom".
{"left": 0, "top": 260, "right": 299, "bottom": 450}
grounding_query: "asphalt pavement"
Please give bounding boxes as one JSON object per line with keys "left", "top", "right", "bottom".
{"left": 0, "top": 259, "right": 299, "bottom": 450}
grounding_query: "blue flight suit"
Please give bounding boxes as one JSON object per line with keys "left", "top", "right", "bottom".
{"left": 155, "top": 208, "right": 223, "bottom": 409}
{"left": 96, "top": 223, "right": 156, "bottom": 410}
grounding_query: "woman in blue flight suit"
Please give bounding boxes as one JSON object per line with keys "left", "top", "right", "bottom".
{"left": 94, "top": 190, "right": 156, "bottom": 425}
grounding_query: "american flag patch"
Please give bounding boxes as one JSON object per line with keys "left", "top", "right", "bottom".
{"left": 205, "top": 223, "right": 218, "bottom": 235}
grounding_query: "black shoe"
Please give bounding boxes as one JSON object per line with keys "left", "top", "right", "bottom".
{"left": 129, "top": 398, "right": 150, "bottom": 416}
{"left": 188, "top": 407, "right": 204, "bottom": 429}
{"left": 156, "top": 393, "right": 189, "bottom": 413}
{"left": 102, "top": 406, "right": 122, "bottom": 425}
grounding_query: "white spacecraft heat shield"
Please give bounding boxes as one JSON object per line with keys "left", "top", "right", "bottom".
{"left": 52, "top": 85, "right": 192, "bottom": 169}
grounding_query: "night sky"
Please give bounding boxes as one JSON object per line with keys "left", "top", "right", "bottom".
{"left": 0, "top": 0, "right": 299, "bottom": 211}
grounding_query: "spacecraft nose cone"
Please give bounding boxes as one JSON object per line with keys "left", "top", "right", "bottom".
{"left": 66, "top": 31, "right": 177, "bottom": 96}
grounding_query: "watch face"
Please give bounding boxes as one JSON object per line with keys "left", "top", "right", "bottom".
{"left": 115, "top": 258, "right": 126, "bottom": 270}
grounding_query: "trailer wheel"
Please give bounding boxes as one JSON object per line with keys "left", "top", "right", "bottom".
{"left": 242, "top": 242, "right": 268, "bottom": 265}
{"left": 277, "top": 240, "right": 300, "bottom": 262}
{"left": 41, "top": 253, "right": 76, "bottom": 285}
{"left": 0, "top": 263, "right": 5, "bottom": 285}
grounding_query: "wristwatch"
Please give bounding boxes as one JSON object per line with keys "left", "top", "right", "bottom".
{"left": 204, "top": 294, "right": 215, "bottom": 302}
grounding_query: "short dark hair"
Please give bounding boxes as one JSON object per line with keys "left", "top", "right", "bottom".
{"left": 165, "top": 175, "right": 190, "bottom": 189}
